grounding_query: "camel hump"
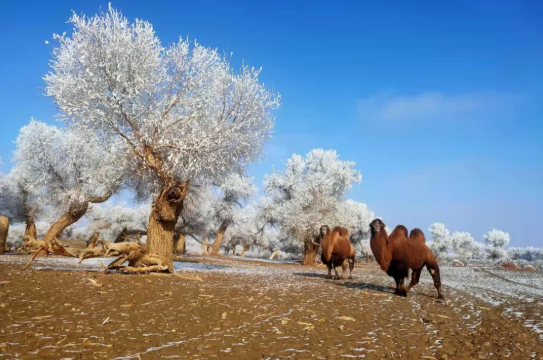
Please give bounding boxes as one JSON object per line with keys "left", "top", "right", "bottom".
{"left": 409, "top": 228, "right": 426, "bottom": 242}
{"left": 332, "top": 226, "right": 349, "bottom": 238}
{"left": 393, "top": 225, "right": 408, "bottom": 238}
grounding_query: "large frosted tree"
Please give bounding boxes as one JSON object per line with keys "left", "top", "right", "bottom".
{"left": 14, "top": 120, "right": 124, "bottom": 263}
{"left": 43, "top": 5, "right": 279, "bottom": 269}
{"left": 262, "top": 149, "right": 362, "bottom": 265}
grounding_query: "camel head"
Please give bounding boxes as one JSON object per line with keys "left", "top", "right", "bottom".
{"left": 311, "top": 225, "right": 330, "bottom": 246}
{"left": 370, "top": 219, "right": 386, "bottom": 234}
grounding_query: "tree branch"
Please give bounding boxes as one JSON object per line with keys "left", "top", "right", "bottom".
{"left": 88, "top": 192, "right": 113, "bottom": 204}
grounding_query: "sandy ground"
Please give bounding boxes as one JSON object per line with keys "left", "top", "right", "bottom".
{"left": 0, "top": 255, "right": 542, "bottom": 359}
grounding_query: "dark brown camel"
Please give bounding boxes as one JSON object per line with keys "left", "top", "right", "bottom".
{"left": 369, "top": 219, "right": 443, "bottom": 299}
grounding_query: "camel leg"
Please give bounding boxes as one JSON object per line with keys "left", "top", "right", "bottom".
{"left": 333, "top": 266, "right": 340, "bottom": 280}
{"left": 394, "top": 277, "right": 407, "bottom": 297}
{"left": 405, "top": 266, "right": 424, "bottom": 292}
{"left": 427, "top": 264, "right": 444, "bottom": 299}
{"left": 326, "top": 264, "right": 333, "bottom": 279}
{"left": 348, "top": 257, "right": 354, "bottom": 280}
{"left": 340, "top": 260, "right": 347, "bottom": 280}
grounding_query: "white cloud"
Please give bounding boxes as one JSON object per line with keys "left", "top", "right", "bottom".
{"left": 358, "top": 91, "right": 508, "bottom": 123}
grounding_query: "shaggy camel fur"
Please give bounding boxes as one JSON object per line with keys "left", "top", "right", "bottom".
{"left": 312, "top": 225, "right": 355, "bottom": 280}
{"left": 370, "top": 219, "right": 443, "bottom": 299}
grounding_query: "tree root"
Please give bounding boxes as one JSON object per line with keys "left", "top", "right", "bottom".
{"left": 23, "top": 237, "right": 72, "bottom": 270}
{"left": 105, "top": 247, "right": 173, "bottom": 274}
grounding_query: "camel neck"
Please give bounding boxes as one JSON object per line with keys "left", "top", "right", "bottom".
{"left": 370, "top": 229, "right": 392, "bottom": 272}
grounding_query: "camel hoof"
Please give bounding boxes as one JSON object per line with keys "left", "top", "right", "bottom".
{"left": 326, "top": 275, "right": 332, "bottom": 279}
{"left": 348, "top": 276, "right": 353, "bottom": 280}
{"left": 437, "top": 295, "right": 444, "bottom": 300}
{"left": 395, "top": 290, "right": 407, "bottom": 297}
{"left": 334, "top": 276, "right": 341, "bottom": 280}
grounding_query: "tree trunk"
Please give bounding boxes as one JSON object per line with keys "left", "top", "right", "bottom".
{"left": 212, "top": 221, "right": 229, "bottom": 255}
{"left": 24, "top": 192, "right": 113, "bottom": 270}
{"left": 87, "top": 233, "right": 100, "bottom": 249}
{"left": 303, "top": 239, "right": 319, "bottom": 266}
{"left": 25, "top": 217, "right": 37, "bottom": 240}
{"left": 0, "top": 215, "right": 9, "bottom": 255}
{"left": 240, "top": 245, "right": 250, "bottom": 258}
{"left": 146, "top": 181, "right": 189, "bottom": 270}
{"left": 174, "top": 233, "right": 186, "bottom": 255}
{"left": 202, "top": 238, "right": 211, "bottom": 255}
{"left": 42, "top": 203, "right": 89, "bottom": 245}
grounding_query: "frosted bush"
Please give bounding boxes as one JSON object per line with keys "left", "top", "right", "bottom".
{"left": 428, "top": 222, "right": 451, "bottom": 259}
{"left": 483, "top": 229, "right": 510, "bottom": 248}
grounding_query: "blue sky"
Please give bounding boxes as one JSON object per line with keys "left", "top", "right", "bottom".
{"left": 1, "top": 0, "right": 542, "bottom": 246}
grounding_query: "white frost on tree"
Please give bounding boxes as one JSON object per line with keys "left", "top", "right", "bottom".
{"left": 336, "top": 199, "right": 374, "bottom": 259}
{"left": 174, "top": 184, "right": 218, "bottom": 254}
{"left": 43, "top": 5, "right": 279, "bottom": 266}
{"left": 428, "top": 222, "right": 451, "bottom": 260}
{"left": 13, "top": 120, "right": 125, "bottom": 246}
{"left": 450, "top": 231, "right": 482, "bottom": 264}
{"left": 77, "top": 203, "right": 150, "bottom": 242}
{"left": 210, "top": 174, "right": 256, "bottom": 254}
{"left": 508, "top": 246, "right": 543, "bottom": 262}
{"left": 483, "top": 228, "right": 510, "bottom": 262}
{"left": 0, "top": 166, "right": 39, "bottom": 225}
{"left": 262, "top": 148, "right": 362, "bottom": 265}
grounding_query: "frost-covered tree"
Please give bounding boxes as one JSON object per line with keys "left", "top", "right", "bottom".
{"left": 14, "top": 120, "right": 124, "bottom": 249}
{"left": 0, "top": 165, "right": 43, "bottom": 241}
{"left": 336, "top": 200, "right": 374, "bottom": 243}
{"left": 428, "top": 222, "right": 451, "bottom": 260}
{"left": 335, "top": 199, "right": 374, "bottom": 259}
{"left": 78, "top": 203, "right": 150, "bottom": 242}
{"left": 263, "top": 149, "right": 362, "bottom": 265}
{"left": 450, "top": 231, "right": 482, "bottom": 264}
{"left": 508, "top": 246, "right": 543, "bottom": 262}
{"left": 6, "top": 221, "right": 51, "bottom": 252}
{"left": 174, "top": 184, "right": 218, "bottom": 254}
{"left": 483, "top": 229, "right": 510, "bottom": 262}
{"left": 44, "top": 5, "right": 279, "bottom": 267}
{"left": 210, "top": 174, "right": 256, "bottom": 255}
{"left": 222, "top": 205, "right": 261, "bottom": 256}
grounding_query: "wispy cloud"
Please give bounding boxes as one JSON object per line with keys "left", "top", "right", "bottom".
{"left": 358, "top": 91, "right": 512, "bottom": 123}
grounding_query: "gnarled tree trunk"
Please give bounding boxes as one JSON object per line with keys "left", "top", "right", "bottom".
{"left": 147, "top": 181, "right": 190, "bottom": 270}
{"left": 24, "top": 192, "right": 112, "bottom": 270}
{"left": 303, "top": 239, "right": 319, "bottom": 266}
{"left": 0, "top": 215, "right": 9, "bottom": 255}
{"left": 42, "top": 203, "right": 89, "bottom": 244}
{"left": 212, "top": 221, "right": 229, "bottom": 255}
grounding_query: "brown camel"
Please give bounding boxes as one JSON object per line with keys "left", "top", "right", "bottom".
{"left": 369, "top": 219, "right": 443, "bottom": 299}
{"left": 312, "top": 225, "right": 355, "bottom": 280}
